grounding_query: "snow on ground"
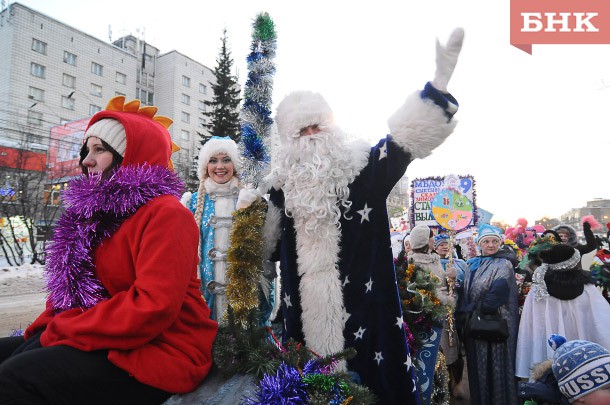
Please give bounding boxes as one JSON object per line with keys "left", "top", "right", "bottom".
{"left": 0, "top": 261, "right": 46, "bottom": 337}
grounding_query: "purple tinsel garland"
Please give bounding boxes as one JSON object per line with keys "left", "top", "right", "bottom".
{"left": 45, "top": 165, "right": 183, "bottom": 312}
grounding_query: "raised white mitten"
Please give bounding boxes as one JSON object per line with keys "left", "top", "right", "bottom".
{"left": 431, "top": 28, "right": 464, "bottom": 92}
{"left": 236, "top": 187, "right": 261, "bottom": 210}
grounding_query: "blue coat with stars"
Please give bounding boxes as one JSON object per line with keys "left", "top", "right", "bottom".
{"left": 268, "top": 137, "right": 419, "bottom": 404}
{"left": 267, "top": 83, "right": 457, "bottom": 404}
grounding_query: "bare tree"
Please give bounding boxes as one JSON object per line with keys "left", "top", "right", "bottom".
{"left": 0, "top": 139, "right": 74, "bottom": 265}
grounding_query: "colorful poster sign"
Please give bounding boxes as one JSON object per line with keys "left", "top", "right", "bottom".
{"left": 410, "top": 175, "right": 476, "bottom": 230}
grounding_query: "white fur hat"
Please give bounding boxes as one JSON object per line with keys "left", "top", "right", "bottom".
{"left": 197, "top": 136, "right": 240, "bottom": 181}
{"left": 410, "top": 224, "right": 431, "bottom": 250}
{"left": 275, "top": 91, "right": 334, "bottom": 141}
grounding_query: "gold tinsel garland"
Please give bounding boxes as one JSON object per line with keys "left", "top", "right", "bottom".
{"left": 431, "top": 351, "right": 451, "bottom": 405}
{"left": 226, "top": 199, "right": 267, "bottom": 325}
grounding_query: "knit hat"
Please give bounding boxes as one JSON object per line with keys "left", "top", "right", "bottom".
{"left": 85, "top": 118, "right": 127, "bottom": 156}
{"left": 410, "top": 224, "right": 431, "bottom": 250}
{"left": 434, "top": 234, "right": 451, "bottom": 249}
{"left": 476, "top": 224, "right": 503, "bottom": 245}
{"left": 197, "top": 136, "right": 240, "bottom": 181}
{"left": 275, "top": 91, "right": 334, "bottom": 141}
{"left": 548, "top": 334, "right": 610, "bottom": 401}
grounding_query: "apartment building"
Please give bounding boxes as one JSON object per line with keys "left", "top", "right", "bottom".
{"left": 0, "top": 2, "right": 219, "bottom": 186}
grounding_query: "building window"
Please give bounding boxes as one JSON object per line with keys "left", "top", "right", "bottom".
{"left": 181, "top": 111, "right": 190, "bottom": 123}
{"left": 137, "top": 89, "right": 154, "bottom": 105}
{"left": 182, "top": 75, "right": 191, "bottom": 87}
{"left": 182, "top": 93, "right": 190, "bottom": 105}
{"left": 30, "top": 62, "right": 45, "bottom": 78}
{"left": 115, "top": 91, "right": 126, "bottom": 97}
{"left": 63, "top": 51, "right": 77, "bottom": 66}
{"left": 32, "top": 38, "right": 47, "bottom": 55}
{"left": 61, "top": 96, "right": 75, "bottom": 110}
{"left": 199, "top": 83, "right": 207, "bottom": 94}
{"left": 89, "top": 104, "right": 102, "bottom": 115}
{"left": 90, "top": 83, "right": 102, "bottom": 97}
{"left": 27, "top": 110, "right": 43, "bottom": 126}
{"left": 198, "top": 100, "right": 206, "bottom": 111}
{"left": 115, "top": 72, "right": 126, "bottom": 84}
{"left": 181, "top": 130, "right": 190, "bottom": 140}
{"left": 199, "top": 117, "right": 207, "bottom": 128}
{"left": 140, "top": 72, "right": 148, "bottom": 85}
{"left": 62, "top": 73, "right": 76, "bottom": 88}
{"left": 29, "top": 87, "right": 44, "bottom": 102}
{"left": 91, "top": 62, "right": 103, "bottom": 76}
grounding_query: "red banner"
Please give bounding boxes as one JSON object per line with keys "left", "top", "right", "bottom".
{"left": 510, "top": 0, "right": 610, "bottom": 54}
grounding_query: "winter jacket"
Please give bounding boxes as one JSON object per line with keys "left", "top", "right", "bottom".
{"left": 25, "top": 98, "right": 218, "bottom": 393}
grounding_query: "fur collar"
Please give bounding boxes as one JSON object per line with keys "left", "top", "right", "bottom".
{"left": 45, "top": 165, "right": 183, "bottom": 312}
{"left": 203, "top": 176, "right": 240, "bottom": 195}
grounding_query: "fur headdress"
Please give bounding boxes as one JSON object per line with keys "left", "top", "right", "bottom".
{"left": 197, "top": 136, "right": 241, "bottom": 181}
{"left": 275, "top": 91, "right": 334, "bottom": 141}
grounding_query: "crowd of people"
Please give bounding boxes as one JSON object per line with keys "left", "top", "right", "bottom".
{"left": 393, "top": 218, "right": 610, "bottom": 404}
{"left": 1, "top": 24, "right": 609, "bottom": 405}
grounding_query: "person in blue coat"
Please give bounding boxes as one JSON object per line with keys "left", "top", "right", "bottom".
{"left": 263, "top": 28, "right": 464, "bottom": 404}
{"left": 457, "top": 224, "right": 519, "bottom": 405}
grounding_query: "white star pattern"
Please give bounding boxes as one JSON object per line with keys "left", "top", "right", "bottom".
{"left": 378, "top": 143, "right": 388, "bottom": 160}
{"left": 354, "top": 327, "right": 366, "bottom": 340}
{"left": 356, "top": 203, "right": 372, "bottom": 223}
{"left": 404, "top": 355, "right": 413, "bottom": 370}
{"left": 395, "top": 316, "right": 404, "bottom": 329}
{"left": 365, "top": 278, "right": 373, "bottom": 293}
{"left": 283, "top": 294, "right": 292, "bottom": 308}
{"left": 374, "top": 351, "right": 384, "bottom": 365}
{"left": 342, "top": 307, "right": 351, "bottom": 325}
{"left": 342, "top": 275, "right": 350, "bottom": 287}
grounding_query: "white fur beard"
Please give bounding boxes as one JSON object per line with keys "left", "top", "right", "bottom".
{"left": 279, "top": 130, "right": 355, "bottom": 236}
{"left": 295, "top": 218, "right": 346, "bottom": 364}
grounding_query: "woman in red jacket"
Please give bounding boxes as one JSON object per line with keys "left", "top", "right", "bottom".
{"left": 0, "top": 96, "right": 217, "bottom": 404}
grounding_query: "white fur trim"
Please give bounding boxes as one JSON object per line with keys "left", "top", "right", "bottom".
{"left": 197, "top": 137, "right": 241, "bottom": 181}
{"left": 388, "top": 91, "right": 457, "bottom": 159}
{"left": 275, "top": 91, "right": 333, "bottom": 141}
{"left": 263, "top": 202, "right": 283, "bottom": 260}
{"left": 180, "top": 191, "right": 192, "bottom": 208}
{"left": 294, "top": 219, "right": 345, "bottom": 357}
{"left": 346, "top": 139, "right": 371, "bottom": 175}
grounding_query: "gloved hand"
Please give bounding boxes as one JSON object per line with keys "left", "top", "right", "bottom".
{"left": 236, "top": 187, "right": 261, "bottom": 210}
{"left": 583, "top": 221, "right": 591, "bottom": 231}
{"left": 431, "top": 28, "right": 464, "bottom": 92}
{"left": 445, "top": 264, "right": 457, "bottom": 279}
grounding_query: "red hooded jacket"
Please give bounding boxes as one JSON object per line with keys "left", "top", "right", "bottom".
{"left": 25, "top": 98, "right": 217, "bottom": 393}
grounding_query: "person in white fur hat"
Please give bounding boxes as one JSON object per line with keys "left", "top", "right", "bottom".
{"left": 262, "top": 28, "right": 464, "bottom": 404}
{"left": 182, "top": 136, "right": 260, "bottom": 322}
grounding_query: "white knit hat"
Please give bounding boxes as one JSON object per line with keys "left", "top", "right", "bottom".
{"left": 410, "top": 224, "right": 431, "bottom": 250}
{"left": 197, "top": 136, "right": 240, "bottom": 181}
{"left": 275, "top": 91, "right": 333, "bottom": 141}
{"left": 84, "top": 118, "right": 127, "bottom": 156}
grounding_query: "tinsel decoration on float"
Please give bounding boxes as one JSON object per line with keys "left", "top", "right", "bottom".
{"left": 212, "top": 308, "right": 376, "bottom": 404}
{"left": 394, "top": 261, "right": 449, "bottom": 354}
{"left": 226, "top": 12, "right": 277, "bottom": 325}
